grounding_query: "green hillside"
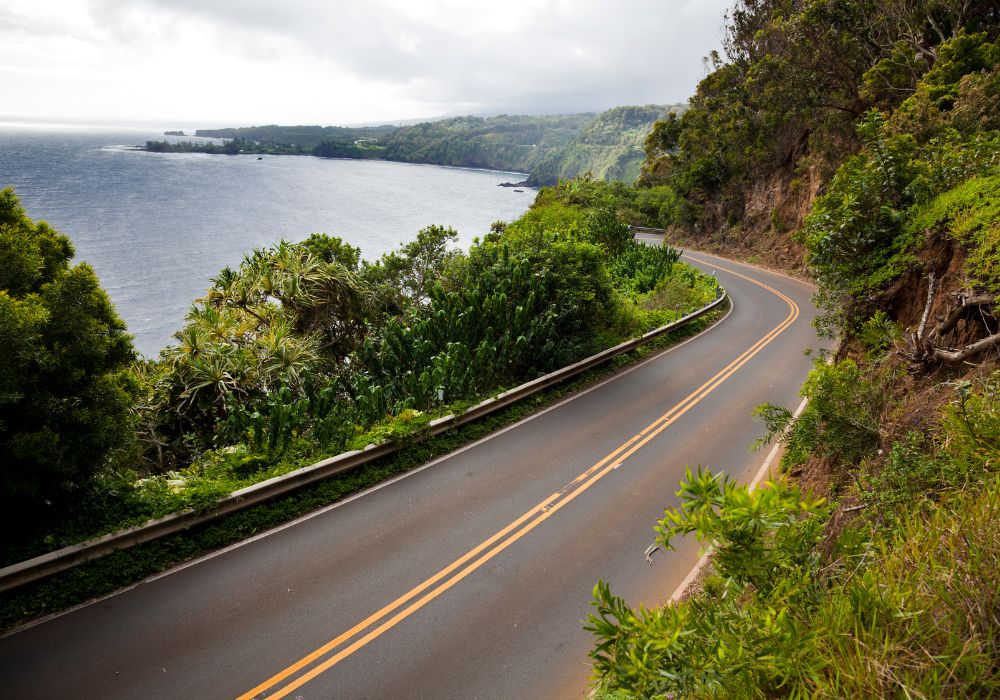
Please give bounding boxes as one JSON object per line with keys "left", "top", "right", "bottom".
{"left": 529, "top": 106, "right": 673, "bottom": 184}
{"left": 586, "top": 2, "right": 1000, "bottom": 697}
{"left": 188, "top": 106, "right": 681, "bottom": 185}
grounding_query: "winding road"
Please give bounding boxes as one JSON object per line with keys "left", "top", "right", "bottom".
{"left": 0, "top": 246, "right": 824, "bottom": 699}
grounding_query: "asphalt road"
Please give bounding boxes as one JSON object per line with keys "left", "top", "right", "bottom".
{"left": 0, "top": 247, "right": 824, "bottom": 699}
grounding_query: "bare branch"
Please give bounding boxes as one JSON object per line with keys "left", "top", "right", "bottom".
{"left": 917, "top": 272, "right": 936, "bottom": 341}
{"left": 926, "top": 11, "right": 948, "bottom": 44}
{"left": 904, "top": 275, "right": 997, "bottom": 365}
{"left": 932, "top": 293, "right": 998, "bottom": 340}
{"left": 933, "top": 332, "right": 1000, "bottom": 362}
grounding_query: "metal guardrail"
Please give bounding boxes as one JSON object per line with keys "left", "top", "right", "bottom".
{"left": 629, "top": 225, "right": 669, "bottom": 236}
{"left": 0, "top": 285, "right": 727, "bottom": 594}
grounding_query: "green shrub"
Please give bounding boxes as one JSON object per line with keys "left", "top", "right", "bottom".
{"left": 909, "top": 174, "right": 1000, "bottom": 292}
{"left": 4, "top": 176, "right": 720, "bottom": 570}
{"left": 633, "top": 185, "right": 692, "bottom": 227}
{"left": 856, "top": 309, "right": 901, "bottom": 357}
{"left": 756, "top": 357, "right": 895, "bottom": 470}
{"left": 588, "top": 370, "right": 1000, "bottom": 699}
{"left": 799, "top": 112, "right": 926, "bottom": 327}
{"left": 0, "top": 188, "right": 138, "bottom": 518}
{"left": 587, "top": 473, "right": 828, "bottom": 698}
{"left": 588, "top": 474, "right": 1000, "bottom": 699}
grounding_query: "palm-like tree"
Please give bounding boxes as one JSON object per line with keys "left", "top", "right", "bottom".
{"left": 152, "top": 238, "right": 373, "bottom": 444}
{"left": 257, "top": 317, "right": 322, "bottom": 391}
{"left": 179, "top": 351, "right": 242, "bottom": 411}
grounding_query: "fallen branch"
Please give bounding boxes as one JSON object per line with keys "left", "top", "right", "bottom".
{"left": 932, "top": 331, "right": 1000, "bottom": 363}
{"left": 917, "top": 272, "right": 936, "bottom": 341}
{"left": 905, "top": 276, "right": 998, "bottom": 364}
{"left": 931, "top": 293, "right": 997, "bottom": 341}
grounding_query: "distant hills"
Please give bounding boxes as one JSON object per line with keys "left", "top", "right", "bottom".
{"left": 190, "top": 105, "right": 683, "bottom": 186}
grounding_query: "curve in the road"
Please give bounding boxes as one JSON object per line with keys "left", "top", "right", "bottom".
{"left": 239, "top": 256, "right": 801, "bottom": 699}
{"left": 0, "top": 249, "right": 822, "bottom": 700}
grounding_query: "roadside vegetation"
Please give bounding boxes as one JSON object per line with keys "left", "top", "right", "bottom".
{"left": 586, "top": 2, "right": 1000, "bottom": 697}
{"left": 0, "top": 178, "right": 719, "bottom": 580}
{"left": 0, "top": 306, "right": 723, "bottom": 631}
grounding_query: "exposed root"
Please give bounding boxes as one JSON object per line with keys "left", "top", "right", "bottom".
{"left": 905, "top": 276, "right": 998, "bottom": 365}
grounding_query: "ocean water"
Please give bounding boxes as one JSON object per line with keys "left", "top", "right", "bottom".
{"left": 0, "top": 124, "right": 535, "bottom": 356}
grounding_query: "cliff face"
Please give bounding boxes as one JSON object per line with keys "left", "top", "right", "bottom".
{"left": 665, "top": 147, "right": 822, "bottom": 276}
{"left": 709, "top": 145, "right": 822, "bottom": 274}
{"left": 527, "top": 105, "right": 684, "bottom": 186}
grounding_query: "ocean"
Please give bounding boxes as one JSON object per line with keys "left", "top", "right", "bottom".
{"left": 0, "top": 123, "right": 535, "bottom": 357}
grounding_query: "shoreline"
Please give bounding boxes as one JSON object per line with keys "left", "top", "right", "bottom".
{"left": 139, "top": 142, "right": 537, "bottom": 182}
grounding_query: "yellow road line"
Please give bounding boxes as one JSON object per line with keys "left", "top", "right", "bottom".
{"left": 238, "top": 258, "right": 798, "bottom": 699}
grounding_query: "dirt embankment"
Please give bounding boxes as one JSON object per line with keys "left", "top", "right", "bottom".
{"left": 797, "top": 230, "right": 996, "bottom": 550}
{"left": 666, "top": 137, "right": 826, "bottom": 277}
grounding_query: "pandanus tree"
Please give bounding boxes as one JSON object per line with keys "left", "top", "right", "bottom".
{"left": 209, "top": 240, "right": 368, "bottom": 357}
{"left": 147, "top": 236, "right": 368, "bottom": 456}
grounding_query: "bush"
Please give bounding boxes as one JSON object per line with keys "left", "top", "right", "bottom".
{"left": 587, "top": 472, "right": 828, "bottom": 698}
{"left": 0, "top": 188, "right": 138, "bottom": 516}
{"left": 588, "top": 369, "right": 1000, "bottom": 699}
{"left": 755, "top": 357, "right": 895, "bottom": 471}
{"left": 588, "top": 474, "right": 1000, "bottom": 698}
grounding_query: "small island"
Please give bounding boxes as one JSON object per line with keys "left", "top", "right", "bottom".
{"left": 163, "top": 130, "right": 185, "bottom": 136}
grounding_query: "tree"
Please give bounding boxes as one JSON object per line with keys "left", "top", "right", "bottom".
{"left": 0, "top": 188, "right": 138, "bottom": 515}
{"left": 362, "top": 225, "right": 461, "bottom": 312}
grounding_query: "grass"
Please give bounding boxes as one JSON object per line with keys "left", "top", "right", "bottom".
{"left": 910, "top": 173, "right": 1000, "bottom": 292}
{"left": 810, "top": 479, "right": 1000, "bottom": 697}
{"left": 0, "top": 306, "right": 726, "bottom": 632}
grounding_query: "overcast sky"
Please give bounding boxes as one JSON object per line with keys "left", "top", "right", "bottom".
{"left": 1, "top": 0, "right": 731, "bottom": 127}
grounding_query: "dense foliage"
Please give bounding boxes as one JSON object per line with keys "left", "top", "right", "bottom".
{"left": 0, "top": 308, "right": 725, "bottom": 630}
{"left": 589, "top": 367, "right": 1000, "bottom": 699}
{"left": 638, "top": 0, "right": 1000, "bottom": 233}
{"left": 0, "top": 188, "right": 138, "bottom": 519}
{"left": 138, "top": 181, "right": 705, "bottom": 472}
{"left": 0, "top": 179, "right": 717, "bottom": 565}
{"left": 802, "top": 31, "right": 1000, "bottom": 330}
{"left": 145, "top": 138, "right": 255, "bottom": 155}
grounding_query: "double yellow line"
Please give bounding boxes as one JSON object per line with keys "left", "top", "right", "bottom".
{"left": 239, "top": 258, "right": 799, "bottom": 699}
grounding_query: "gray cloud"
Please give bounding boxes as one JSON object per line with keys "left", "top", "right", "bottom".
{"left": 88, "top": 0, "right": 728, "bottom": 116}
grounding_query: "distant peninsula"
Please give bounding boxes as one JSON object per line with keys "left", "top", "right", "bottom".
{"left": 147, "top": 106, "right": 683, "bottom": 186}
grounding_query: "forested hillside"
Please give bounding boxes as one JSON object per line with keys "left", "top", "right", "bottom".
{"left": 189, "top": 106, "right": 679, "bottom": 185}
{"left": 587, "top": 1, "right": 1000, "bottom": 697}
{"left": 529, "top": 106, "right": 672, "bottom": 184}
{"left": 378, "top": 112, "right": 593, "bottom": 176}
